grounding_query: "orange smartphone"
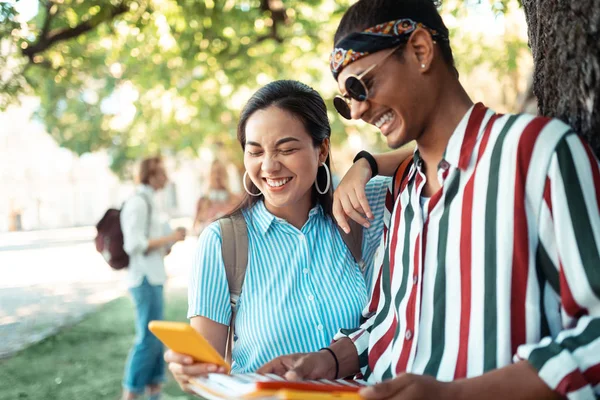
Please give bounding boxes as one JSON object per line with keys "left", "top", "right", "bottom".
{"left": 148, "top": 321, "right": 230, "bottom": 373}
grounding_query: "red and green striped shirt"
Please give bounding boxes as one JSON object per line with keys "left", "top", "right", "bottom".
{"left": 334, "top": 103, "right": 600, "bottom": 398}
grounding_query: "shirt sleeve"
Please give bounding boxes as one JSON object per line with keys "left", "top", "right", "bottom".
{"left": 121, "top": 196, "right": 150, "bottom": 256}
{"left": 333, "top": 314, "right": 377, "bottom": 375}
{"left": 515, "top": 133, "right": 600, "bottom": 398}
{"left": 187, "top": 221, "right": 232, "bottom": 326}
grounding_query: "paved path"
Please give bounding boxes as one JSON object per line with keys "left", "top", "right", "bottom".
{"left": 0, "top": 225, "right": 196, "bottom": 359}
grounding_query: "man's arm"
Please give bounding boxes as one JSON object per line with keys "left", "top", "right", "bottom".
{"left": 372, "top": 143, "right": 416, "bottom": 177}
{"left": 334, "top": 144, "right": 414, "bottom": 232}
{"left": 360, "top": 361, "right": 559, "bottom": 400}
{"left": 513, "top": 134, "right": 600, "bottom": 397}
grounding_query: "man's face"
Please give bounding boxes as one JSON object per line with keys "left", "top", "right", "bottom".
{"left": 150, "top": 163, "right": 168, "bottom": 190}
{"left": 336, "top": 46, "right": 430, "bottom": 149}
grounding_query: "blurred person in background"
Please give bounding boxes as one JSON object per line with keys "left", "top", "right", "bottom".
{"left": 193, "top": 160, "right": 239, "bottom": 235}
{"left": 120, "top": 156, "right": 186, "bottom": 400}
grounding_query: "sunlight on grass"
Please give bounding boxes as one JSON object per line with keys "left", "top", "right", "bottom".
{"left": 0, "top": 289, "right": 194, "bottom": 400}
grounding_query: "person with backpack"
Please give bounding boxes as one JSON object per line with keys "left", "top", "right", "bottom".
{"left": 164, "top": 80, "right": 413, "bottom": 392}
{"left": 259, "top": 1, "right": 600, "bottom": 399}
{"left": 121, "top": 156, "right": 186, "bottom": 400}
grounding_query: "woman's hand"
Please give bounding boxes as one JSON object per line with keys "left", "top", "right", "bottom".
{"left": 164, "top": 350, "right": 227, "bottom": 393}
{"left": 333, "top": 158, "right": 374, "bottom": 233}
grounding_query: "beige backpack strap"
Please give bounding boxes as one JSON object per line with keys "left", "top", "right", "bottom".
{"left": 218, "top": 209, "right": 249, "bottom": 365}
{"left": 337, "top": 219, "right": 365, "bottom": 272}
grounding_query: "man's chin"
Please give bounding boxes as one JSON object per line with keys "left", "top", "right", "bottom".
{"left": 386, "top": 131, "right": 409, "bottom": 150}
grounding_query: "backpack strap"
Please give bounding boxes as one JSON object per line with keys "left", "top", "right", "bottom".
{"left": 393, "top": 156, "right": 414, "bottom": 201}
{"left": 336, "top": 220, "right": 365, "bottom": 272}
{"left": 218, "top": 209, "right": 249, "bottom": 365}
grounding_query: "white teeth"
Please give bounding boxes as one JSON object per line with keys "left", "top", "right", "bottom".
{"left": 375, "top": 111, "right": 394, "bottom": 128}
{"left": 266, "top": 177, "right": 292, "bottom": 187}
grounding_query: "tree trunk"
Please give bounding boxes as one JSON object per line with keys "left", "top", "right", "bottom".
{"left": 521, "top": 0, "right": 600, "bottom": 155}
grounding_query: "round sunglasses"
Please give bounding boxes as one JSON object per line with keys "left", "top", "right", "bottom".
{"left": 333, "top": 46, "right": 401, "bottom": 120}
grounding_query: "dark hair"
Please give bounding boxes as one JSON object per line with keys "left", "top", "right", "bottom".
{"left": 233, "top": 80, "right": 333, "bottom": 217}
{"left": 334, "top": 0, "right": 455, "bottom": 70}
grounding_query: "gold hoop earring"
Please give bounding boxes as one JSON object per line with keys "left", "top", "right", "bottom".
{"left": 243, "top": 171, "right": 261, "bottom": 197}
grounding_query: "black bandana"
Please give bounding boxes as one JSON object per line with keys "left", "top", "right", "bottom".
{"left": 330, "top": 18, "right": 449, "bottom": 79}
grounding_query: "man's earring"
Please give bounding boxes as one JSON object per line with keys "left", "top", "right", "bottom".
{"left": 421, "top": 64, "right": 426, "bottom": 69}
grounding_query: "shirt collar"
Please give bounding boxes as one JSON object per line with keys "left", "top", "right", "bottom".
{"left": 250, "top": 200, "right": 324, "bottom": 236}
{"left": 137, "top": 184, "right": 155, "bottom": 197}
{"left": 442, "top": 102, "right": 492, "bottom": 171}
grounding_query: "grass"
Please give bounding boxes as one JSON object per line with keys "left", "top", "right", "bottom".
{"left": 0, "top": 289, "right": 195, "bottom": 400}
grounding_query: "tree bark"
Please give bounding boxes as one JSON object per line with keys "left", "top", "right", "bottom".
{"left": 521, "top": 0, "right": 600, "bottom": 155}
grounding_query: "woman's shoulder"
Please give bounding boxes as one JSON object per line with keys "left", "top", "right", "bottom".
{"left": 197, "top": 220, "right": 223, "bottom": 244}
{"left": 366, "top": 175, "right": 392, "bottom": 189}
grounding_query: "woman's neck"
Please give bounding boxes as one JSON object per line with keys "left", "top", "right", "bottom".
{"left": 263, "top": 193, "right": 314, "bottom": 230}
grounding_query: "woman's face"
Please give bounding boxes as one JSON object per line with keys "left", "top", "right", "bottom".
{"left": 244, "top": 106, "right": 328, "bottom": 212}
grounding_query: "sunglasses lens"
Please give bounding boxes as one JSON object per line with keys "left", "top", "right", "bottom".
{"left": 346, "top": 77, "right": 368, "bottom": 101}
{"left": 333, "top": 96, "right": 352, "bottom": 120}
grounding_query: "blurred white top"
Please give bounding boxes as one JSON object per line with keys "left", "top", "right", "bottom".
{"left": 120, "top": 184, "right": 172, "bottom": 288}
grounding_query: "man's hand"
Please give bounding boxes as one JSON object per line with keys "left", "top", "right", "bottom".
{"left": 171, "top": 227, "right": 186, "bottom": 242}
{"left": 359, "top": 373, "right": 455, "bottom": 400}
{"left": 257, "top": 350, "right": 337, "bottom": 381}
{"left": 333, "top": 158, "right": 374, "bottom": 233}
{"left": 164, "top": 349, "right": 227, "bottom": 393}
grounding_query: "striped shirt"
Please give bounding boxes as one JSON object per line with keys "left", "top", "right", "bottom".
{"left": 189, "top": 177, "right": 390, "bottom": 373}
{"left": 334, "top": 103, "right": 600, "bottom": 398}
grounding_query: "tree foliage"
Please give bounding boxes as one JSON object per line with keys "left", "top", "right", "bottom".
{"left": 1, "top": 0, "right": 353, "bottom": 172}
{"left": 1, "top": 0, "right": 530, "bottom": 173}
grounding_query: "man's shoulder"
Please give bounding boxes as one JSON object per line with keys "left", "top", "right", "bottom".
{"left": 123, "top": 193, "right": 152, "bottom": 214}
{"left": 490, "top": 113, "right": 573, "bottom": 154}
{"left": 493, "top": 113, "right": 572, "bottom": 138}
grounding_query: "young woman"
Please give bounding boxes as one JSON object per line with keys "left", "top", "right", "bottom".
{"left": 165, "top": 80, "right": 412, "bottom": 392}
{"left": 192, "top": 159, "right": 238, "bottom": 235}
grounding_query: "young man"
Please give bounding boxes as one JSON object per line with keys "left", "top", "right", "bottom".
{"left": 259, "top": 0, "right": 600, "bottom": 398}
{"left": 121, "top": 156, "right": 186, "bottom": 400}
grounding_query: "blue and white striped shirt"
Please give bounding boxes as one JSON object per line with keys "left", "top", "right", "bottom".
{"left": 188, "top": 177, "right": 391, "bottom": 373}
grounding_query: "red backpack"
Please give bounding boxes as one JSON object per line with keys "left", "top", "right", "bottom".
{"left": 95, "top": 195, "right": 151, "bottom": 270}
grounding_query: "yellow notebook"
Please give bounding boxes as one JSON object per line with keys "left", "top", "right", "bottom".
{"left": 188, "top": 373, "right": 367, "bottom": 399}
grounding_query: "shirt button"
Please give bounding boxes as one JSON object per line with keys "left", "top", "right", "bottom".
{"left": 303, "top": 268, "right": 309, "bottom": 275}
{"left": 317, "top": 324, "right": 324, "bottom": 331}
{"left": 412, "top": 275, "right": 418, "bottom": 285}
{"left": 440, "top": 160, "right": 450, "bottom": 170}
{"left": 405, "top": 330, "right": 413, "bottom": 341}
{"left": 308, "top": 295, "right": 314, "bottom": 301}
